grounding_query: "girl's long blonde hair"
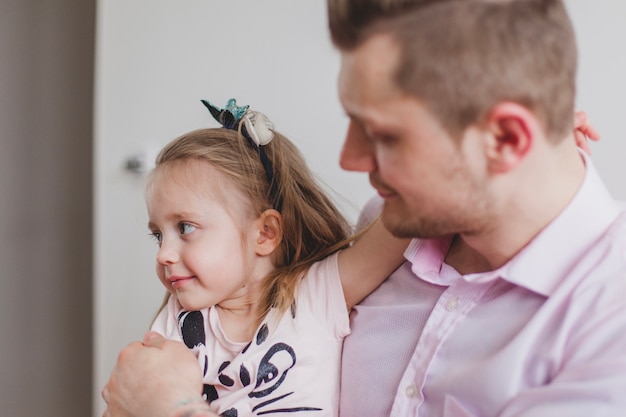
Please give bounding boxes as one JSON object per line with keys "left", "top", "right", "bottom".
{"left": 150, "top": 127, "right": 353, "bottom": 322}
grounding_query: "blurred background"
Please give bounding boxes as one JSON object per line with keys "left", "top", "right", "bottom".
{"left": 1, "top": 1, "right": 624, "bottom": 416}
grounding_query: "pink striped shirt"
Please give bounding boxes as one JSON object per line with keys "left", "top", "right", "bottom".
{"left": 340, "top": 156, "right": 626, "bottom": 416}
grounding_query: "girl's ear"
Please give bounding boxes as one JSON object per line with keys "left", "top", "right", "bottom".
{"left": 255, "top": 209, "right": 283, "bottom": 256}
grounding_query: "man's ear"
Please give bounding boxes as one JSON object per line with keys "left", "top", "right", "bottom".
{"left": 255, "top": 209, "right": 283, "bottom": 256}
{"left": 484, "top": 102, "right": 538, "bottom": 173}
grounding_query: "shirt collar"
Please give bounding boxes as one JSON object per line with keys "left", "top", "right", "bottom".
{"left": 405, "top": 236, "right": 456, "bottom": 285}
{"left": 467, "top": 151, "right": 622, "bottom": 295}
{"left": 405, "top": 151, "right": 622, "bottom": 296}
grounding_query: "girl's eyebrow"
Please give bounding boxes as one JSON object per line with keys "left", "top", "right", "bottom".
{"left": 147, "top": 211, "right": 201, "bottom": 230}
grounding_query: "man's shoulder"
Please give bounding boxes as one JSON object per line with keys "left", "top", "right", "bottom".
{"left": 605, "top": 209, "right": 626, "bottom": 245}
{"left": 575, "top": 210, "right": 626, "bottom": 291}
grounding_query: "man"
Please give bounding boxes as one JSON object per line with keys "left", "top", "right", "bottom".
{"left": 102, "top": 1, "right": 624, "bottom": 416}
{"left": 332, "top": 0, "right": 626, "bottom": 416}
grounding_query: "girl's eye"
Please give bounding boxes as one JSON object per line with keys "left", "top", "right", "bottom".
{"left": 150, "top": 231, "right": 162, "bottom": 246}
{"left": 178, "top": 222, "right": 196, "bottom": 235}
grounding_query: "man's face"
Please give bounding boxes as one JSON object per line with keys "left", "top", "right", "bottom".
{"left": 337, "top": 34, "right": 491, "bottom": 239}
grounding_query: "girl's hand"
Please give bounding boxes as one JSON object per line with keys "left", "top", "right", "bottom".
{"left": 574, "top": 111, "right": 600, "bottom": 155}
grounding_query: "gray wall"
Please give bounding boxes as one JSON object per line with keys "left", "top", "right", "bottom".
{"left": 0, "top": 0, "right": 94, "bottom": 415}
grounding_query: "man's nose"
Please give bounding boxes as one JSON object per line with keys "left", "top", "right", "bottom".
{"left": 339, "top": 121, "right": 377, "bottom": 173}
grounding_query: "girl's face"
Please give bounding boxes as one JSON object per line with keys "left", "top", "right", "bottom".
{"left": 146, "top": 159, "right": 263, "bottom": 312}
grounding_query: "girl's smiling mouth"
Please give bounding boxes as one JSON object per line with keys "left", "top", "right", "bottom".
{"left": 168, "top": 275, "right": 195, "bottom": 288}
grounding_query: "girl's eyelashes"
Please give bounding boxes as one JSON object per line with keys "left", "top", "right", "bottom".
{"left": 178, "top": 222, "right": 196, "bottom": 235}
{"left": 147, "top": 222, "right": 195, "bottom": 246}
{"left": 149, "top": 230, "right": 162, "bottom": 246}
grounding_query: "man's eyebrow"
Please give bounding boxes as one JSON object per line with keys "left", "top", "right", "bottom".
{"left": 349, "top": 113, "right": 395, "bottom": 135}
{"left": 346, "top": 112, "right": 375, "bottom": 130}
{"left": 345, "top": 106, "right": 400, "bottom": 137}
{"left": 344, "top": 111, "right": 362, "bottom": 123}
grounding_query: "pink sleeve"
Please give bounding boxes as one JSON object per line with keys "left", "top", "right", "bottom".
{"left": 150, "top": 294, "right": 184, "bottom": 342}
{"left": 297, "top": 253, "right": 351, "bottom": 340}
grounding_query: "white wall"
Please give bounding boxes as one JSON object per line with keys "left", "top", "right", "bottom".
{"left": 569, "top": 1, "right": 626, "bottom": 199}
{"left": 93, "top": 1, "right": 626, "bottom": 415}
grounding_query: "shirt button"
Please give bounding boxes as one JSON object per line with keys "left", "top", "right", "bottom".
{"left": 405, "top": 384, "right": 418, "bottom": 398}
{"left": 446, "top": 298, "right": 459, "bottom": 311}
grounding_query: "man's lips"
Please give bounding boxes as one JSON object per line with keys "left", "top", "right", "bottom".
{"left": 376, "top": 188, "right": 396, "bottom": 199}
{"left": 370, "top": 178, "right": 396, "bottom": 199}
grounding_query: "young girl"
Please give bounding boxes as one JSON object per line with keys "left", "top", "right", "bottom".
{"left": 146, "top": 98, "right": 408, "bottom": 417}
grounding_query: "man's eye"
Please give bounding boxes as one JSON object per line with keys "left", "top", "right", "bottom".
{"left": 179, "top": 222, "right": 196, "bottom": 235}
{"left": 372, "top": 132, "right": 396, "bottom": 144}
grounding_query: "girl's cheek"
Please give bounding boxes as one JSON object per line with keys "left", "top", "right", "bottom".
{"left": 155, "top": 265, "right": 171, "bottom": 290}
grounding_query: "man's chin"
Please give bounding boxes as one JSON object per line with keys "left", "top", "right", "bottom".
{"left": 381, "top": 209, "right": 447, "bottom": 239}
{"left": 380, "top": 209, "right": 414, "bottom": 238}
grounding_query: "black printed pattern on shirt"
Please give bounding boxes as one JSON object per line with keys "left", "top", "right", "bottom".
{"left": 178, "top": 311, "right": 323, "bottom": 416}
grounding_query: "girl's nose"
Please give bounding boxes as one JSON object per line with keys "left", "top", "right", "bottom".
{"left": 156, "top": 239, "right": 179, "bottom": 265}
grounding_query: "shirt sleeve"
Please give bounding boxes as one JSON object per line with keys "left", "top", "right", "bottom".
{"left": 296, "top": 252, "right": 351, "bottom": 340}
{"left": 496, "top": 279, "right": 626, "bottom": 417}
{"left": 150, "top": 294, "right": 184, "bottom": 343}
{"left": 496, "top": 359, "right": 626, "bottom": 416}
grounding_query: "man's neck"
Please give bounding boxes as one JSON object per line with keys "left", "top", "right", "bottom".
{"left": 445, "top": 143, "right": 587, "bottom": 275}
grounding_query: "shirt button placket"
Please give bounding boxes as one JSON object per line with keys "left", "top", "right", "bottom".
{"left": 405, "top": 383, "right": 418, "bottom": 398}
{"left": 446, "top": 297, "right": 459, "bottom": 312}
